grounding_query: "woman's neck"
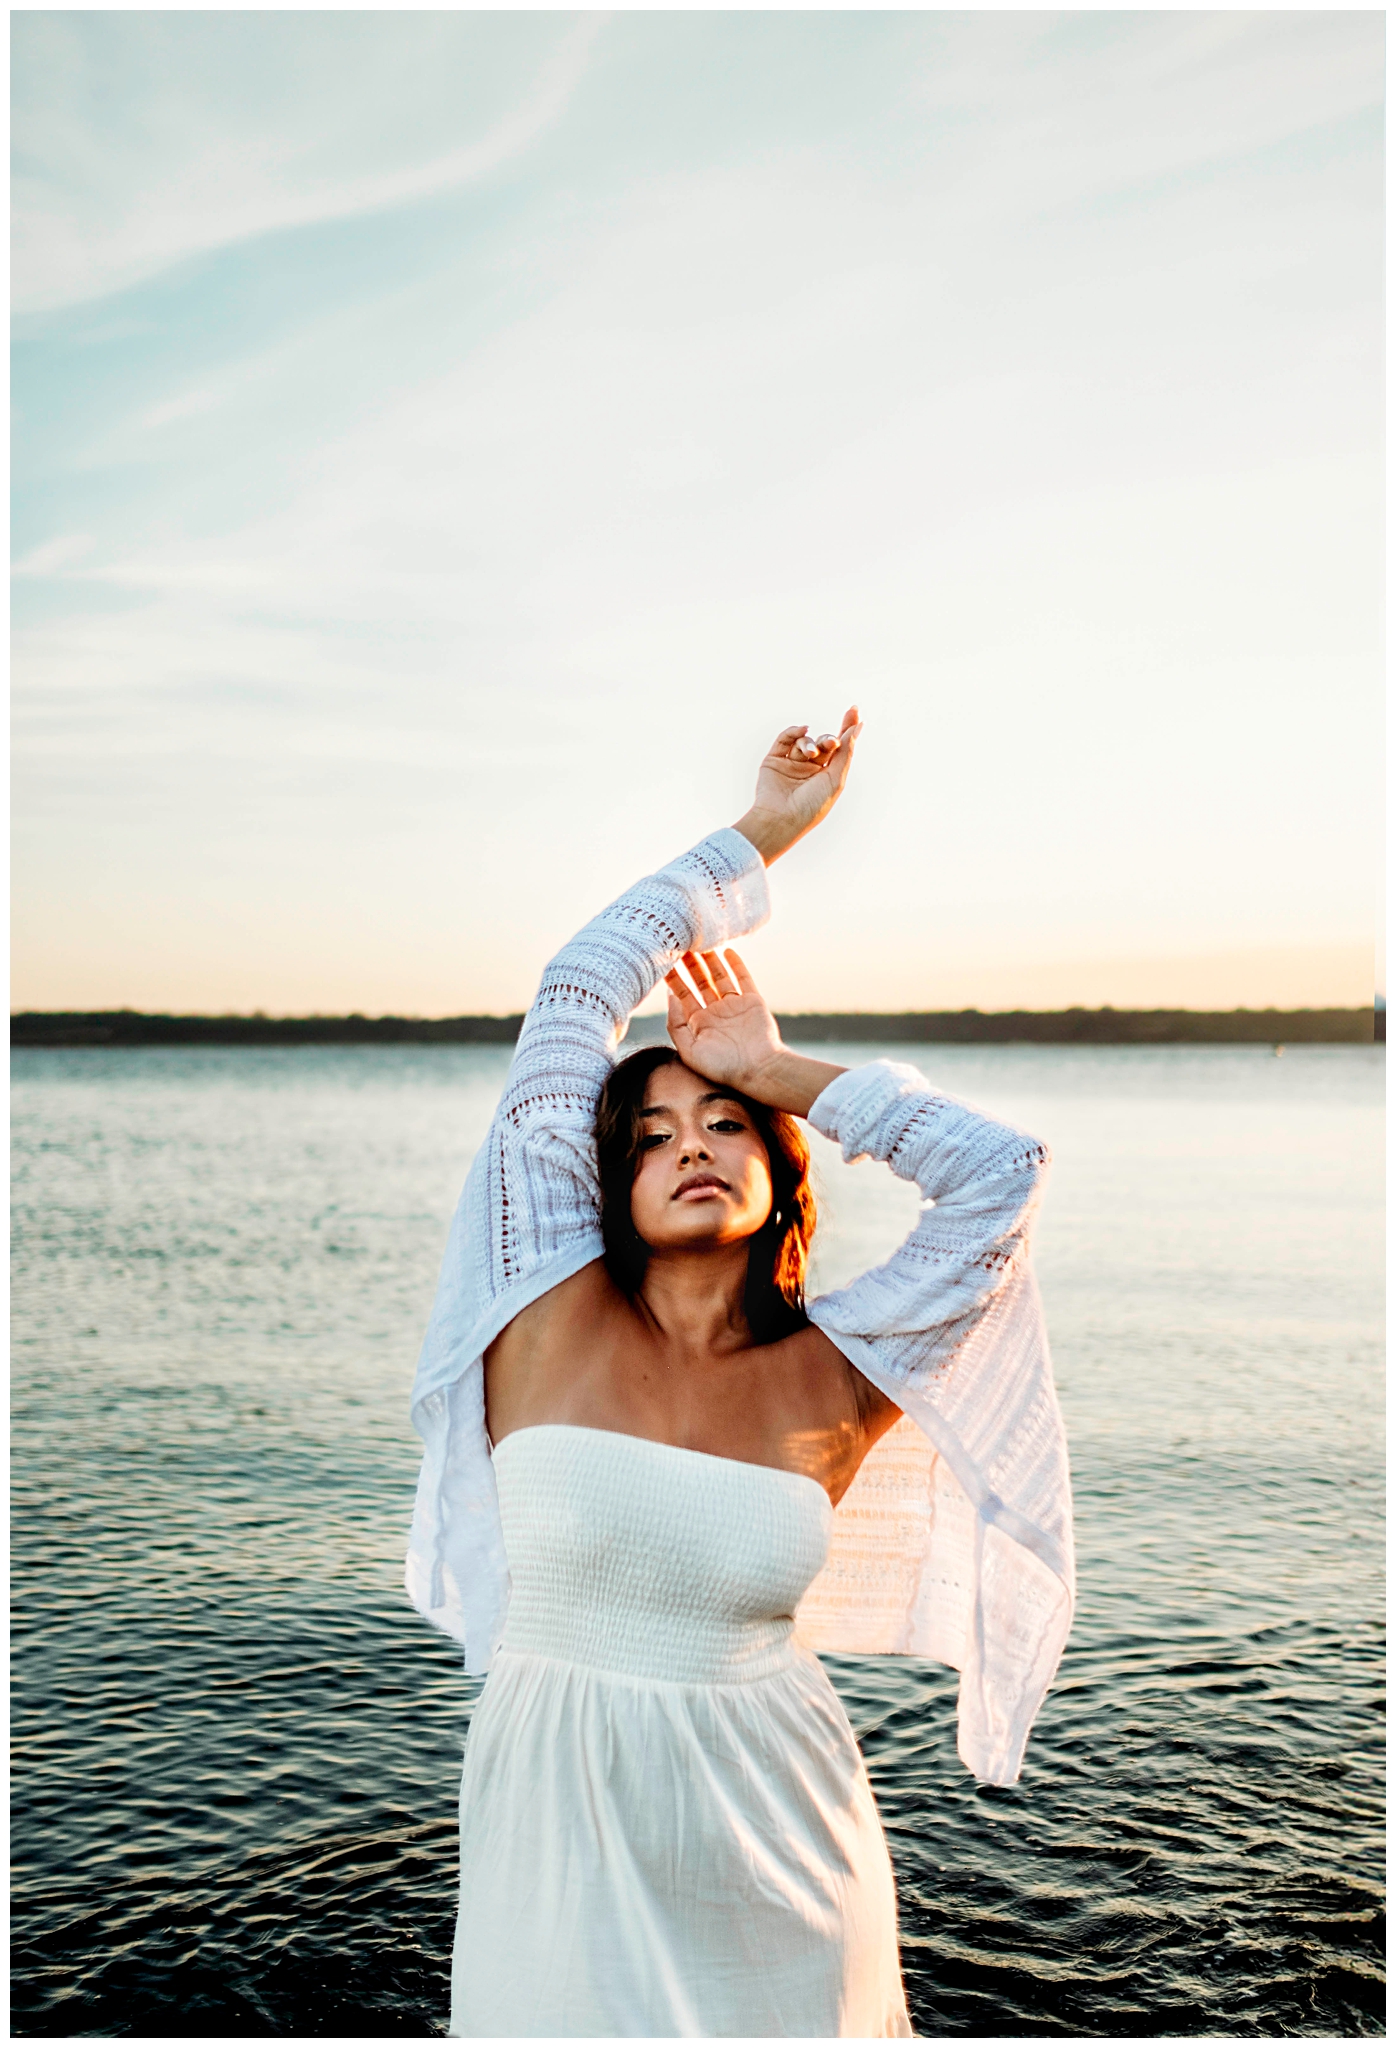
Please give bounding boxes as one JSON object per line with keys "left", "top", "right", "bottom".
{"left": 637, "top": 1241, "right": 752, "bottom": 1359}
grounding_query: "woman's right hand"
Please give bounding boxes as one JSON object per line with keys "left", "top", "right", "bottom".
{"left": 664, "top": 948, "right": 784, "bottom": 1094}
{"left": 733, "top": 706, "right": 862, "bottom": 865}
{"left": 664, "top": 949, "right": 848, "bottom": 1115}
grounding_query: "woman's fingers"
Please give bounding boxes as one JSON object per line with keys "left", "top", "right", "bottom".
{"left": 698, "top": 949, "right": 739, "bottom": 998}
{"left": 827, "top": 708, "right": 864, "bottom": 788}
{"left": 821, "top": 708, "right": 859, "bottom": 760}
{"left": 664, "top": 966, "right": 701, "bottom": 1018}
{"left": 781, "top": 720, "right": 839, "bottom": 761}
{"left": 770, "top": 724, "right": 810, "bottom": 760}
{"left": 672, "top": 949, "right": 748, "bottom": 1009}
{"left": 770, "top": 718, "right": 856, "bottom": 769}
{"left": 723, "top": 948, "right": 759, "bottom": 997}
{"left": 681, "top": 950, "right": 721, "bottom": 1004}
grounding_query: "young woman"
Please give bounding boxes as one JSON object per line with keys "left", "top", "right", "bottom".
{"left": 407, "top": 712, "right": 1075, "bottom": 2038}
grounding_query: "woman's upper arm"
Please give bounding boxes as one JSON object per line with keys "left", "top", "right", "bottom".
{"left": 809, "top": 1060, "right": 1050, "bottom": 1219}
{"left": 483, "top": 1259, "right": 614, "bottom": 1441}
{"left": 806, "top": 1059, "right": 1051, "bottom": 1360}
{"left": 852, "top": 1358, "right": 906, "bottom": 1447}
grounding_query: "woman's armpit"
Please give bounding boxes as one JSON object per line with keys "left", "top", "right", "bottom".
{"left": 482, "top": 1258, "right": 623, "bottom": 1438}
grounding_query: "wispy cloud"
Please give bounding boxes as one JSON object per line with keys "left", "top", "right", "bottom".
{"left": 12, "top": 533, "right": 95, "bottom": 577}
{"left": 12, "top": 14, "right": 605, "bottom": 314}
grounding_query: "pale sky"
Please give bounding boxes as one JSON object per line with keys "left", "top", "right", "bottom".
{"left": 12, "top": 12, "right": 1384, "bottom": 1016}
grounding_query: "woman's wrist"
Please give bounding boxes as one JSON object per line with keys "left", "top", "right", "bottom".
{"left": 744, "top": 1048, "right": 847, "bottom": 1118}
{"left": 732, "top": 808, "right": 793, "bottom": 867}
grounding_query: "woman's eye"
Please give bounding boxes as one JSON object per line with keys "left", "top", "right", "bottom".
{"left": 639, "top": 1132, "right": 669, "bottom": 1151}
{"left": 710, "top": 1119, "right": 744, "bottom": 1134}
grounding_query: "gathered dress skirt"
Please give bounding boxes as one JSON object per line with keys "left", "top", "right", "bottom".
{"left": 448, "top": 1424, "right": 911, "bottom": 2038}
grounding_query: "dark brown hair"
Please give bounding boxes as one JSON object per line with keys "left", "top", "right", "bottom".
{"left": 595, "top": 1045, "right": 815, "bottom": 1344}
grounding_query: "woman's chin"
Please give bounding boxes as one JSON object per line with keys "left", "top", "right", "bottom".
{"left": 642, "top": 1215, "right": 758, "bottom": 1254}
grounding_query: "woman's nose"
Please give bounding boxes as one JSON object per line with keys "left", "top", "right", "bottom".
{"left": 678, "top": 1134, "right": 712, "bottom": 1165}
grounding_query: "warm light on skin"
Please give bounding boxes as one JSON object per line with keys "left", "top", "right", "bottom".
{"left": 629, "top": 1063, "right": 773, "bottom": 1255}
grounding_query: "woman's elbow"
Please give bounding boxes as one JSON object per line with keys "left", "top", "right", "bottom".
{"left": 1018, "top": 1133, "right": 1052, "bottom": 1185}
{"left": 981, "top": 1135, "right": 1051, "bottom": 1238}
{"left": 1012, "top": 1135, "right": 1052, "bottom": 1215}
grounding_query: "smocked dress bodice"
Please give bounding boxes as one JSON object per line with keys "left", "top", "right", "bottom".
{"left": 493, "top": 1425, "right": 831, "bottom": 1684}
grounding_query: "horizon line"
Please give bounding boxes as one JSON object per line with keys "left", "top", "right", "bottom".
{"left": 9, "top": 1001, "right": 1385, "bottom": 1022}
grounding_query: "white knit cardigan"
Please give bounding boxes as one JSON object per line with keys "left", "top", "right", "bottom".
{"left": 407, "top": 827, "right": 1075, "bottom": 1785}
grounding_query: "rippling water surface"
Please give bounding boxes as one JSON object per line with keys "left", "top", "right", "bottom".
{"left": 11, "top": 1042, "right": 1383, "bottom": 2036}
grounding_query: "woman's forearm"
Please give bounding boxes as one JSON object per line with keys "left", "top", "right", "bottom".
{"left": 745, "top": 1048, "right": 848, "bottom": 1117}
{"left": 731, "top": 807, "right": 791, "bottom": 867}
{"left": 521, "top": 831, "right": 769, "bottom": 1048}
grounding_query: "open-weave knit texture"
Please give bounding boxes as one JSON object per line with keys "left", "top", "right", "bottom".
{"left": 407, "top": 827, "right": 1074, "bottom": 1784}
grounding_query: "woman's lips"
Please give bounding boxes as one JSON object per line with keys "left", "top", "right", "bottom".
{"left": 673, "top": 1175, "right": 730, "bottom": 1200}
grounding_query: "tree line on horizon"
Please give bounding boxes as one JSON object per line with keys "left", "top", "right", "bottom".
{"left": 9, "top": 1005, "right": 1382, "bottom": 1047}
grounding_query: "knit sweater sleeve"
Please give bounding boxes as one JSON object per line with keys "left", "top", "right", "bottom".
{"left": 406, "top": 827, "right": 770, "bottom": 1660}
{"left": 803, "top": 1059, "right": 1074, "bottom": 1786}
{"left": 806, "top": 1060, "right": 1051, "bottom": 1378}
{"left": 468, "top": 826, "right": 771, "bottom": 1314}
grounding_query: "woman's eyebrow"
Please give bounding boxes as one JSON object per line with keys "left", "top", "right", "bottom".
{"left": 639, "top": 1092, "right": 744, "bottom": 1120}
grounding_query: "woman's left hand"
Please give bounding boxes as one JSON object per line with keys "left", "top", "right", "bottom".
{"left": 664, "top": 950, "right": 783, "bottom": 1094}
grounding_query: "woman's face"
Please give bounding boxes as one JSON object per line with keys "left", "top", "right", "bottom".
{"left": 629, "top": 1061, "right": 773, "bottom": 1253}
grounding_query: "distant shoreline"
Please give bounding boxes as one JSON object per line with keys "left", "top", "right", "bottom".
{"left": 10, "top": 1006, "right": 1383, "bottom": 1047}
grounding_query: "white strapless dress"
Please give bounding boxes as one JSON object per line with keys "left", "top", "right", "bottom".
{"left": 449, "top": 1425, "right": 912, "bottom": 2038}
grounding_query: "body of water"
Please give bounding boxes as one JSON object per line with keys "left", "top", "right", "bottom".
{"left": 11, "top": 1042, "right": 1384, "bottom": 2036}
